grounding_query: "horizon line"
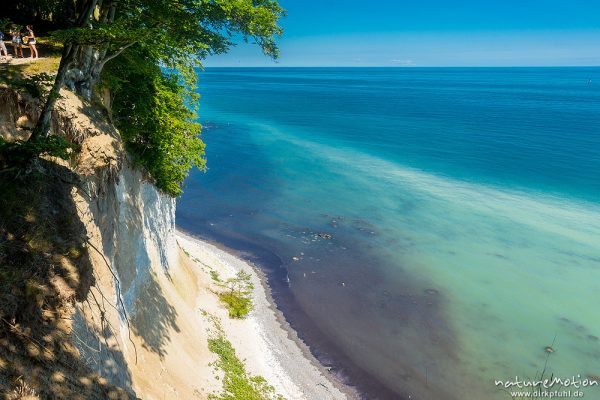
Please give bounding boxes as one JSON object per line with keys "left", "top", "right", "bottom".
{"left": 203, "top": 65, "right": 600, "bottom": 68}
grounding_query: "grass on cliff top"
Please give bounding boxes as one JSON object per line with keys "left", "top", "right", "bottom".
{"left": 0, "top": 58, "right": 60, "bottom": 100}
{"left": 0, "top": 37, "right": 61, "bottom": 77}
{"left": 0, "top": 37, "right": 61, "bottom": 98}
{"left": 204, "top": 313, "right": 284, "bottom": 400}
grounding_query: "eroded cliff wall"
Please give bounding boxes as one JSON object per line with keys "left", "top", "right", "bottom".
{"left": 0, "top": 87, "right": 216, "bottom": 399}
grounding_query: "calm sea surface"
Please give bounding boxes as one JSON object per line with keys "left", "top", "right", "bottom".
{"left": 177, "top": 68, "right": 600, "bottom": 399}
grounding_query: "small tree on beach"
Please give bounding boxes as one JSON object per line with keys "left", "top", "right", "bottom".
{"left": 217, "top": 270, "right": 254, "bottom": 319}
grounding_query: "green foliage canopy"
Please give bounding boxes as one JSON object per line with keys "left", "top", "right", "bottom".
{"left": 50, "top": 0, "right": 285, "bottom": 89}
{"left": 102, "top": 47, "right": 206, "bottom": 196}
{"left": 90, "top": 0, "right": 283, "bottom": 195}
{"left": 13, "top": 0, "right": 284, "bottom": 196}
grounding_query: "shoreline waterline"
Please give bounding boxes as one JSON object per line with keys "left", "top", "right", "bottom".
{"left": 179, "top": 67, "right": 600, "bottom": 399}
{"left": 175, "top": 229, "right": 361, "bottom": 400}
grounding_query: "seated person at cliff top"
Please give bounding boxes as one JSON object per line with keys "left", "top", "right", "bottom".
{"left": 10, "top": 28, "right": 24, "bottom": 58}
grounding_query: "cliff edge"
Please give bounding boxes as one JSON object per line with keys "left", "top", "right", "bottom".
{"left": 0, "top": 86, "right": 219, "bottom": 399}
{"left": 0, "top": 86, "right": 348, "bottom": 400}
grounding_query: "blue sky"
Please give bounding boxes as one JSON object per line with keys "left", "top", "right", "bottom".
{"left": 206, "top": 0, "right": 600, "bottom": 67}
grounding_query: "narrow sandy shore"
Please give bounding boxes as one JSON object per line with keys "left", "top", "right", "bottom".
{"left": 175, "top": 230, "right": 351, "bottom": 400}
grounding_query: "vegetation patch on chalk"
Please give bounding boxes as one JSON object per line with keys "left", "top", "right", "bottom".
{"left": 216, "top": 270, "right": 254, "bottom": 319}
{"left": 206, "top": 314, "right": 284, "bottom": 400}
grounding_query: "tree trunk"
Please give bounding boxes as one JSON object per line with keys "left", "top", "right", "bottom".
{"left": 74, "top": 45, "right": 103, "bottom": 100}
{"left": 29, "top": 0, "right": 105, "bottom": 140}
{"left": 35, "top": 42, "right": 116, "bottom": 136}
{"left": 30, "top": 44, "right": 79, "bottom": 141}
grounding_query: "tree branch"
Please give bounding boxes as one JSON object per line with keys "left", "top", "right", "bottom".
{"left": 100, "top": 40, "right": 138, "bottom": 66}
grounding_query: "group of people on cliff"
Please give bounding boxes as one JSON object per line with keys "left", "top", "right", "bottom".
{"left": 0, "top": 25, "right": 38, "bottom": 61}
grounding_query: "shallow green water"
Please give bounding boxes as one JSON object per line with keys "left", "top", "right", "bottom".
{"left": 178, "top": 68, "right": 600, "bottom": 399}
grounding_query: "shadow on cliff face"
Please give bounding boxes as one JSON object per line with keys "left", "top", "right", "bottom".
{"left": 130, "top": 271, "right": 179, "bottom": 358}
{"left": 72, "top": 307, "right": 135, "bottom": 394}
{"left": 0, "top": 159, "right": 136, "bottom": 399}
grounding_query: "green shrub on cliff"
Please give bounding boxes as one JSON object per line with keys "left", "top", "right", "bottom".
{"left": 0, "top": 135, "right": 77, "bottom": 166}
{"left": 102, "top": 47, "right": 205, "bottom": 196}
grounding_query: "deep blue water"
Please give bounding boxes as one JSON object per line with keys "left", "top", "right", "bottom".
{"left": 178, "top": 68, "right": 600, "bottom": 399}
{"left": 191, "top": 68, "right": 600, "bottom": 201}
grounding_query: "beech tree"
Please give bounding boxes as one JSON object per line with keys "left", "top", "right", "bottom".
{"left": 9, "top": 0, "right": 284, "bottom": 195}
{"left": 30, "top": 0, "right": 284, "bottom": 140}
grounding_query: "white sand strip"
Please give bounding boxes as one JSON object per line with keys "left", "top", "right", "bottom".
{"left": 176, "top": 230, "right": 352, "bottom": 400}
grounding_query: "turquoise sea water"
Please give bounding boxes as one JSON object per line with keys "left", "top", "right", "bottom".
{"left": 177, "top": 68, "right": 600, "bottom": 399}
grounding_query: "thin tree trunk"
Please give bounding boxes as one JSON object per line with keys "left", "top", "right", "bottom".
{"left": 29, "top": 0, "right": 99, "bottom": 140}
{"left": 76, "top": 0, "right": 119, "bottom": 98}
{"left": 76, "top": 45, "right": 100, "bottom": 100}
{"left": 30, "top": 44, "right": 79, "bottom": 141}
